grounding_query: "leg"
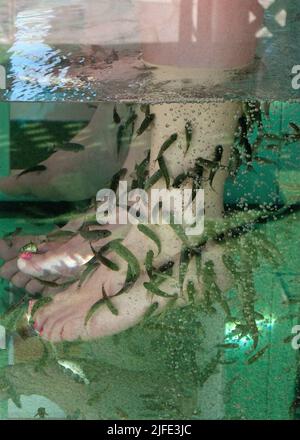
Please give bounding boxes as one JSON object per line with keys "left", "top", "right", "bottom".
{"left": 31, "top": 102, "right": 241, "bottom": 342}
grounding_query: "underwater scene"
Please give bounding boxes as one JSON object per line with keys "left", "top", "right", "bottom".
{"left": 0, "top": 0, "right": 299, "bottom": 421}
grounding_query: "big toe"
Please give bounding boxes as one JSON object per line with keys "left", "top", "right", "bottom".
{"left": 17, "top": 240, "right": 90, "bottom": 279}
{"left": 0, "top": 236, "right": 45, "bottom": 261}
{"left": 17, "top": 241, "right": 63, "bottom": 278}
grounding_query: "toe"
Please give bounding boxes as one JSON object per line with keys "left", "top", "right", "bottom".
{"left": 32, "top": 303, "right": 54, "bottom": 331}
{"left": 0, "top": 240, "right": 17, "bottom": 260}
{"left": 61, "top": 317, "right": 86, "bottom": 342}
{"left": 10, "top": 272, "right": 31, "bottom": 288}
{"left": 17, "top": 253, "right": 50, "bottom": 278}
{"left": 25, "top": 279, "right": 45, "bottom": 295}
{"left": 41, "top": 315, "right": 63, "bottom": 342}
{"left": 0, "top": 236, "right": 44, "bottom": 261}
{"left": 0, "top": 259, "right": 18, "bottom": 280}
{"left": 17, "top": 243, "right": 89, "bottom": 279}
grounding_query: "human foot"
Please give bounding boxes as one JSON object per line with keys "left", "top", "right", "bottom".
{"left": 28, "top": 220, "right": 180, "bottom": 341}
{"left": 29, "top": 247, "right": 129, "bottom": 341}
{"left": 29, "top": 232, "right": 232, "bottom": 343}
{"left": 28, "top": 101, "right": 241, "bottom": 342}
{"left": 0, "top": 103, "right": 147, "bottom": 202}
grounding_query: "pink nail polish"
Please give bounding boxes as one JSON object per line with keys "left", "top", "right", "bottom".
{"left": 20, "top": 251, "right": 33, "bottom": 260}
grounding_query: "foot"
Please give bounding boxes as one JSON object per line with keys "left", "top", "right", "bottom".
{"left": 30, "top": 251, "right": 179, "bottom": 342}
{"left": 29, "top": 222, "right": 188, "bottom": 341}
{"left": 29, "top": 222, "right": 231, "bottom": 342}
{"left": 0, "top": 103, "right": 134, "bottom": 202}
{"left": 30, "top": 249, "right": 129, "bottom": 341}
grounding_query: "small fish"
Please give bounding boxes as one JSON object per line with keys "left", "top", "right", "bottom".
{"left": 169, "top": 221, "right": 189, "bottom": 246}
{"left": 110, "top": 168, "right": 127, "bottom": 193}
{"left": 228, "top": 146, "right": 242, "bottom": 180}
{"left": 173, "top": 172, "right": 189, "bottom": 188}
{"left": 57, "top": 360, "right": 90, "bottom": 385}
{"left": 31, "top": 296, "right": 53, "bottom": 319}
{"left": 214, "top": 145, "right": 223, "bottom": 162}
{"left": 156, "top": 133, "right": 178, "bottom": 160}
{"left": 136, "top": 113, "right": 155, "bottom": 136}
{"left": 19, "top": 242, "right": 38, "bottom": 254}
{"left": 108, "top": 240, "right": 140, "bottom": 285}
{"left": 34, "top": 278, "right": 76, "bottom": 289}
{"left": 137, "top": 224, "right": 161, "bottom": 255}
{"left": 239, "top": 115, "right": 253, "bottom": 168}
{"left": 78, "top": 259, "right": 100, "bottom": 288}
{"left": 145, "top": 249, "right": 154, "bottom": 278}
{"left": 113, "top": 105, "right": 121, "bottom": 124}
{"left": 143, "top": 282, "right": 178, "bottom": 299}
{"left": 90, "top": 244, "right": 119, "bottom": 271}
{"left": 102, "top": 285, "right": 119, "bottom": 316}
{"left": 144, "top": 169, "right": 163, "bottom": 191}
{"left": 117, "top": 112, "right": 137, "bottom": 155}
{"left": 283, "top": 334, "right": 295, "bottom": 344}
{"left": 157, "top": 260, "right": 174, "bottom": 274}
{"left": 289, "top": 122, "right": 300, "bottom": 134}
{"left": 34, "top": 407, "right": 48, "bottom": 419}
{"left": 47, "top": 230, "right": 77, "bottom": 241}
{"left": 143, "top": 302, "right": 159, "bottom": 320}
{"left": 179, "top": 248, "right": 191, "bottom": 293}
{"left": 185, "top": 121, "right": 193, "bottom": 155}
{"left": 17, "top": 165, "right": 47, "bottom": 179}
{"left": 196, "top": 157, "right": 215, "bottom": 169}
{"left": 158, "top": 156, "right": 170, "bottom": 188}
{"left": 246, "top": 344, "right": 270, "bottom": 365}
{"left": 79, "top": 229, "right": 112, "bottom": 242}
{"left": 263, "top": 102, "right": 271, "bottom": 119}
{"left": 135, "top": 151, "right": 150, "bottom": 189}
{"left": 208, "top": 145, "right": 223, "bottom": 188}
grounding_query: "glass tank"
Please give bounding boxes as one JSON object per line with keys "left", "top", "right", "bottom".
{"left": 0, "top": 0, "right": 299, "bottom": 421}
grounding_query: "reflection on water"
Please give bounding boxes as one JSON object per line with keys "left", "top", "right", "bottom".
{"left": 7, "top": 8, "right": 69, "bottom": 101}
{"left": 0, "top": 0, "right": 299, "bottom": 102}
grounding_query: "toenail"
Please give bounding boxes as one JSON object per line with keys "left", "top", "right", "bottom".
{"left": 19, "top": 252, "right": 33, "bottom": 260}
{"left": 33, "top": 321, "right": 38, "bottom": 330}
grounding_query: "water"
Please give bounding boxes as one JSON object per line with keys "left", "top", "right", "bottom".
{"left": 0, "top": 1, "right": 299, "bottom": 421}
{"left": 0, "top": 0, "right": 299, "bottom": 102}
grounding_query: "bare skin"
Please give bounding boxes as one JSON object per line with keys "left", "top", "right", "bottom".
{"left": 0, "top": 104, "right": 133, "bottom": 201}
{"left": 28, "top": 102, "right": 241, "bottom": 342}
{"left": 0, "top": 105, "right": 149, "bottom": 290}
{"left": 1, "top": 99, "right": 241, "bottom": 343}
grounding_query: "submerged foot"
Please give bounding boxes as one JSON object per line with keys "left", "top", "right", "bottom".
{"left": 29, "top": 223, "right": 231, "bottom": 343}
{"left": 0, "top": 218, "right": 127, "bottom": 295}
